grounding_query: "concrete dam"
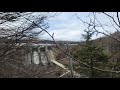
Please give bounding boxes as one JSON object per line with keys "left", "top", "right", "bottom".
{"left": 24, "top": 44, "right": 56, "bottom": 66}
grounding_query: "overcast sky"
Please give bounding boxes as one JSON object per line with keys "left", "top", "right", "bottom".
{"left": 40, "top": 12, "right": 118, "bottom": 41}
{"left": 1, "top": 12, "right": 118, "bottom": 41}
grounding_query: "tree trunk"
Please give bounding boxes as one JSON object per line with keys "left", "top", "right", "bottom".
{"left": 66, "top": 43, "right": 74, "bottom": 78}
{"left": 90, "top": 57, "right": 93, "bottom": 78}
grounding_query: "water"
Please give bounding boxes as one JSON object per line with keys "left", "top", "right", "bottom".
{"left": 25, "top": 48, "right": 56, "bottom": 66}
{"left": 33, "top": 51, "right": 40, "bottom": 64}
{"left": 41, "top": 51, "right": 49, "bottom": 66}
{"left": 25, "top": 53, "right": 32, "bottom": 64}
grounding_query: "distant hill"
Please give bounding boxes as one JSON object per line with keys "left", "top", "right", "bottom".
{"left": 91, "top": 31, "right": 120, "bottom": 61}
{"left": 19, "top": 39, "right": 80, "bottom": 44}
{"left": 94, "top": 31, "right": 120, "bottom": 46}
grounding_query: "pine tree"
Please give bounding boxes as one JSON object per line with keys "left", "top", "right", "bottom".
{"left": 74, "top": 30, "right": 109, "bottom": 78}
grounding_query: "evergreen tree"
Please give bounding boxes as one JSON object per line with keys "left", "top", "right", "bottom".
{"left": 74, "top": 30, "right": 109, "bottom": 77}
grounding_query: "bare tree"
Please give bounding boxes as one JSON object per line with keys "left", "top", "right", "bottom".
{"left": 0, "top": 12, "right": 51, "bottom": 77}
{"left": 0, "top": 12, "right": 48, "bottom": 57}
{"left": 0, "top": 12, "right": 71, "bottom": 78}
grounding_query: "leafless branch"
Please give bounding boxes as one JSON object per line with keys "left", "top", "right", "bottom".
{"left": 116, "top": 12, "right": 120, "bottom": 26}
{"left": 103, "top": 12, "right": 120, "bottom": 28}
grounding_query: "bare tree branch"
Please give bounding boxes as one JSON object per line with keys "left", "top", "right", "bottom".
{"left": 103, "top": 12, "right": 120, "bottom": 28}
{"left": 116, "top": 12, "right": 120, "bottom": 26}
